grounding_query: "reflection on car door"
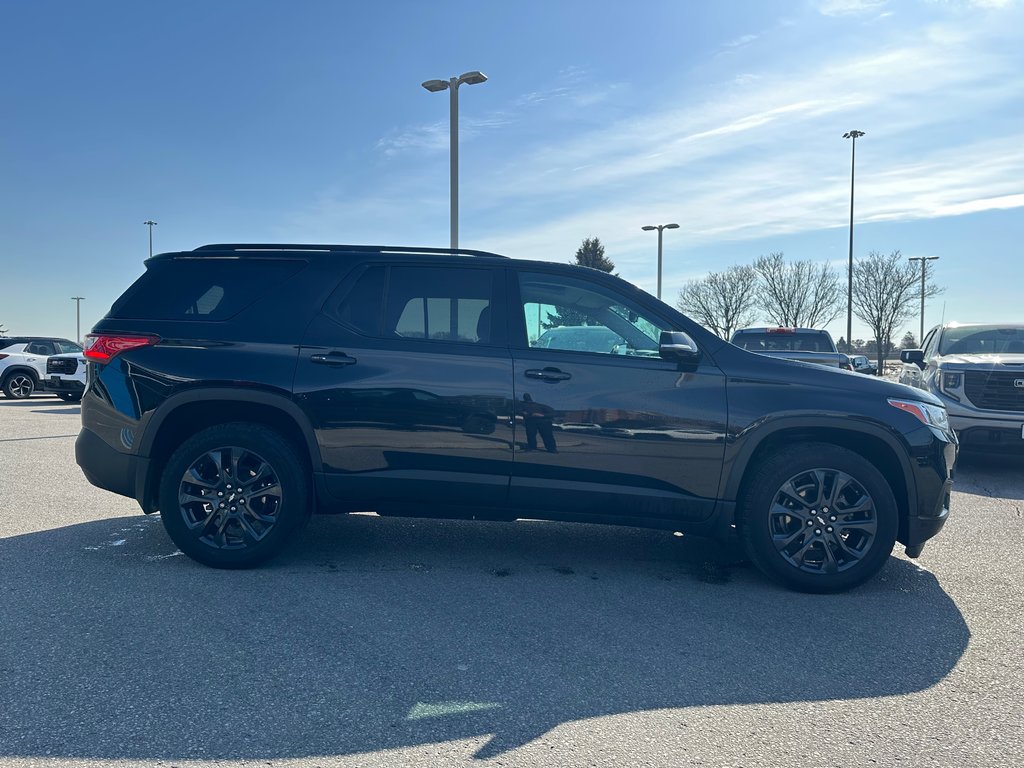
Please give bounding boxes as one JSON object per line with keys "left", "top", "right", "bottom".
{"left": 294, "top": 262, "right": 516, "bottom": 509}
{"left": 508, "top": 269, "right": 728, "bottom": 523}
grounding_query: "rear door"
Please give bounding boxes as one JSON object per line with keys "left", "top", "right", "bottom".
{"left": 295, "top": 261, "right": 515, "bottom": 509}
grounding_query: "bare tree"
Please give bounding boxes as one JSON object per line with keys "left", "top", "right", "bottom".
{"left": 677, "top": 264, "right": 760, "bottom": 339}
{"left": 754, "top": 252, "right": 842, "bottom": 328}
{"left": 852, "top": 250, "right": 942, "bottom": 373}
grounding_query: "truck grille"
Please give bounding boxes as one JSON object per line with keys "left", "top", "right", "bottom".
{"left": 964, "top": 371, "right": 1024, "bottom": 412}
{"left": 46, "top": 357, "right": 78, "bottom": 375}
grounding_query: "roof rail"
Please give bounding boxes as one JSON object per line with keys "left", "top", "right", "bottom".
{"left": 193, "top": 243, "right": 506, "bottom": 259}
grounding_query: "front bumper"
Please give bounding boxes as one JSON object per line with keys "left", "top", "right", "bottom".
{"left": 899, "top": 425, "right": 957, "bottom": 555}
{"left": 44, "top": 376, "right": 86, "bottom": 394}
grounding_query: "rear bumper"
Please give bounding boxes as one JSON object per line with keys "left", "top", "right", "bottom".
{"left": 76, "top": 427, "right": 148, "bottom": 507}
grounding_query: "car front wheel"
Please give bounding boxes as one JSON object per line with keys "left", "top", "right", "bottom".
{"left": 158, "top": 422, "right": 310, "bottom": 568}
{"left": 740, "top": 443, "right": 898, "bottom": 593}
{"left": 3, "top": 373, "right": 35, "bottom": 399}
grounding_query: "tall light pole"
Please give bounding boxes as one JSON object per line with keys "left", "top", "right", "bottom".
{"left": 144, "top": 220, "right": 158, "bottom": 258}
{"left": 421, "top": 71, "right": 488, "bottom": 250}
{"left": 843, "top": 130, "right": 865, "bottom": 354}
{"left": 908, "top": 256, "right": 939, "bottom": 344}
{"left": 71, "top": 296, "right": 84, "bottom": 344}
{"left": 641, "top": 223, "right": 680, "bottom": 300}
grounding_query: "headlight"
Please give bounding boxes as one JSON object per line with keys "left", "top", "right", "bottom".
{"left": 888, "top": 398, "right": 950, "bottom": 431}
{"left": 938, "top": 370, "right": 962, "bottom": 401}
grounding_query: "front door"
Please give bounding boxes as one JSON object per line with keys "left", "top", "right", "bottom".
{"left": 508, "top": 269, "right": 727, "bottom": 523}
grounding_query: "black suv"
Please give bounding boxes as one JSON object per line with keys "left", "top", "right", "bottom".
{"left": 76, "top": 244, "right": 957, "bottom": 592}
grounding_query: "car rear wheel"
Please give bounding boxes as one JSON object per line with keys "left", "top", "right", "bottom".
{"left": 2, "top": 372, "right": 35, "bottom": 399}
{"left": 158, "top": 422, "right": 310, "bottom": 568}
{"left": 740, "top": 443, "right": 898, "bottom": 593}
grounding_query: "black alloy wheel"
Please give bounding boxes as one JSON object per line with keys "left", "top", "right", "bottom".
{"left": 158, "top": 423, "right": 309, "bottom": 568}
{"left": 3, "top": 373, "right": 35, "bottom": 399}
{"left": 740, "top": 443, "right": 898, "bottom": 593}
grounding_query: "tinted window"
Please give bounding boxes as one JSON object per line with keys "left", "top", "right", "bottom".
{"left": 110, "top": 257, "right": 307, "bottom": 321}
{"left": 385, "top": 267, "right": 493, "bottom": 344}
{"left": 336, "top": 266, "right": 386, "bottom": 336}
{"left": 57, "top": 341, "right": 83, "bottom": 354}
{"left": 519, "top": 272, "right": 664, "bottom": 357}
{"left": 26, "top": 341, "right": 54, "bottom": 355}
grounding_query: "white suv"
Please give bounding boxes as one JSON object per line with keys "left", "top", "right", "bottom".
{"left": 0, "top": 337, "right": 82, "bottom": 399}
{"left": 45, "top": 350, "right": 88, "bottom": 402}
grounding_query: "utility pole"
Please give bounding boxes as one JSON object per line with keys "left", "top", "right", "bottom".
{"left": 71, "top": 296, "right": 85, "bottom": 343}
{"left": 641, "top": 223, "right": 680, "bottom": 300}
{"left": 843, "top": 130, "right": 865, "bottom": 354}
{"left": 908, "top": 256, "right": 939, "bottom": 343}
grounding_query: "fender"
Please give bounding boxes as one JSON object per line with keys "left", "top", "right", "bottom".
{"left": 2, "top": 365, "right": 40, "bottom": 382}
{"left": 719, "top": 412, "right": 918, "bottom": 517}
{"left": 137, "top": 385, "right": 324, "bottom": 472}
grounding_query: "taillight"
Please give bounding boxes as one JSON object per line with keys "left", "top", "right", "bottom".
{"left": 84, "top": 334, "right": 160, "bottom": 362}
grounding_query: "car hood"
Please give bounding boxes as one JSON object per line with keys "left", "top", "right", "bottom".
{"left": 722, "top": 347, "right": 944, "bottom": 406}
{"left": 936, "top": 353, "right": 1024, "bottom": 367}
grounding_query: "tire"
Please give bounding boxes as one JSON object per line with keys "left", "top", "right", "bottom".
{"left": 158, "top": 422, "right": 310, "bottom": 568}
{"left": 2, "top": 372, "right": 35, "bottom": 399}
{"left": 739, "top": 443, "right": 898, "bottom": 593}
{"left": 58, "top": 393, "right": 82, "bottom": 403}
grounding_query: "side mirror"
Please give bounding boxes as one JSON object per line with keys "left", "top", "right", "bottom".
{"left": 659, "top": 331, "right": 701, "bottom": 363}
{"left": 900, "top": 349, "right": 925, "bottom": 369}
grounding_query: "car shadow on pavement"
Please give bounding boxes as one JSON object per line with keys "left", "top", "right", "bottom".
{"left": 0, "top": 514, "right": 969, "bottom": 762}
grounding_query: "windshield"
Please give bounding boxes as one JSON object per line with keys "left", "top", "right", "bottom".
{"left": 938, "top": 325, "right": 1024, "bottom": 355}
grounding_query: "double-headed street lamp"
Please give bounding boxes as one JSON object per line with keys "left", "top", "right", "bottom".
{"left": 641, "top": 223, "right": 679, "bottom": 300}
{"left": 144, "top": 220, "right": 158, "bottom": 259}
{"left": 422, "top": 71, "right": 488, "bottom": 250}
{"left": 908, "top": 256, "right": 939, "bottom": 343}
{"left": 843, "top": 130, "right": 865, "bottom": 354}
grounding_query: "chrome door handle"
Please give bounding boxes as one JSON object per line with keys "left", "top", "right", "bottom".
{"left": 311, "top": 352, "right": 357, "bottom": 367}
{"left": 524, "top": 367, "right": 571, "bottom": 382}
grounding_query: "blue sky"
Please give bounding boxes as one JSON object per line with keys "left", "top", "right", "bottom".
{"left": 2, "top": 0, "right": 1021, "bottom": 344}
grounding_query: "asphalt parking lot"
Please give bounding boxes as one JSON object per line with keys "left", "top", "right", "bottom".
{"left": 1, "top": 396, "right": 1022, "bottom": 767}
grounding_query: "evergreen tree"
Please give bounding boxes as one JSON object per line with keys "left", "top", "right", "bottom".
{"left": 543, "top": 238, "right": 616, "bottom": 328}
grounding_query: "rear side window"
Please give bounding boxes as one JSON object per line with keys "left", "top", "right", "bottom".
{"left": 334, "top": 265, "right": 494, "bottom": 344}
{"left": 110, "top": 257, "right": 307, "bottom": 321}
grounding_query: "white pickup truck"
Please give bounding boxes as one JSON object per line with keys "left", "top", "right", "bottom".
{"left": 730, "top": 327, "right": 851, "bottom": 369}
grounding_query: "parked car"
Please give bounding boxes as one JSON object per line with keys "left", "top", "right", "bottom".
{"left": 0, "top": 336, "right": 82, "bottom": 398}
{"left": 45, "top": 350, "right": 88, "bottom": 402}
{"left": 900, "top": 322, "right": 1024, "bottom": 451}
{"left": 76, "top": 243, "right": 956, "bottom": 592}
{"left": 730, "top": 327, "right": 850, "bottom": 369}
{"left": 849, "top": 355, "right": 877, "bottom": 375}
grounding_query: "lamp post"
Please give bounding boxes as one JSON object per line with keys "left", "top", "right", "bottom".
{"left": 641, "top": 223, "right": 679, "bottom": 300}
{"left": 843, "top": 130, "right": 864, "bottom": 354}
{"left": 908, "top": 256, "right": 939, "bottom": 344}
{"left": 144, "top": 220, "right": 158, "bottom": 258}
{"left": 421, "top": 71, "right": 488, "bottom": 250}
{"left": 71, "top": 296, "right": 84, "bottom": 344}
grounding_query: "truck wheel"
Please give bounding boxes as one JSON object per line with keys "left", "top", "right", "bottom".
{"left": 3, "top": 372, "right": 35, "bottom": 399}
{"left": 739, "top": 443, "right": 898, "bottom": 593}
{"left": 158, "top": 423, "right": 310, "bottom": 568}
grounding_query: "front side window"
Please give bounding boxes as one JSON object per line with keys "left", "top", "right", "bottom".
{"left": 518, "top": 272, "right": 664, "bottom": 357}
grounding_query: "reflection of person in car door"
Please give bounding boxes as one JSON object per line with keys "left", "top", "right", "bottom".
{"left": 521, "top": 393, "right": 557, "bottom": 452}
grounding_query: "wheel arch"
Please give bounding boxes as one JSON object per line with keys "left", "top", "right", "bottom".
{"left": 137, "top": 388, "right": 322, "bottom": 512}
{"left": 725, "top": 419, "right": 915, "bottom": 541}
{"left": 2, "top": 365, "right": 41, "bottom": 384}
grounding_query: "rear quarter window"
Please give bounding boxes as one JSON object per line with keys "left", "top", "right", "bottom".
{"left": 109, "top": 257, "right": 307, "bottom": 321}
